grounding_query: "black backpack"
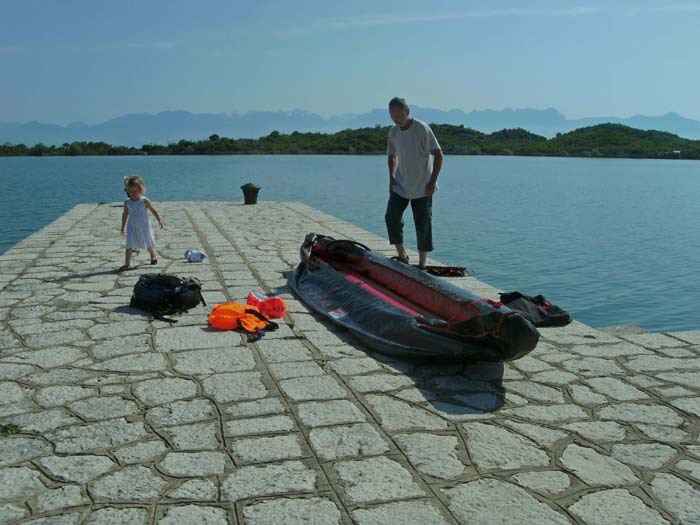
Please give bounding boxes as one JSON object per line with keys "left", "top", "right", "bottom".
{"left": 499, "top": 291, "right": 572, "bottom": 327}
{"left": 130, "top": 274, "right": 206, "bottom": 323}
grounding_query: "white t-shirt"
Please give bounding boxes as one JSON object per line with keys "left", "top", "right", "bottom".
{"left": 386, "top": 119, "right": 441, "bottom": 199}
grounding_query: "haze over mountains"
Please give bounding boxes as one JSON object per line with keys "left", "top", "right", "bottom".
{"left": 2, "top": 107, "right": 700, "bottom": 147}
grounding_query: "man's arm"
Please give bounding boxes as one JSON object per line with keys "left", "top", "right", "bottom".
{"left": 425, "top": 149, "right": 443, "bottom": 195}
{"left": 388, "top": 154, "right": 398, "bottom": 192}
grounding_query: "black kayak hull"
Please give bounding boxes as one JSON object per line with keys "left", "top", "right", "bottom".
{"left": 288, "top": 234, "right": 540, "bottom": 362}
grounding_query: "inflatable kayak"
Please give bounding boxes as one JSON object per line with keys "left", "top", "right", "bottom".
{"left": 288, "top": 234, "right": 540, "bottom": 361}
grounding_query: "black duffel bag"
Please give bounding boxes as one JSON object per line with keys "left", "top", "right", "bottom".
{"left": 130, "top": 274, "right": 206, "bottom": 323}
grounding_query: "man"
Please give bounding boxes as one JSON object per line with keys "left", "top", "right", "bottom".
{"left": 385, "top": 97, "right": 443, "bottom": 269}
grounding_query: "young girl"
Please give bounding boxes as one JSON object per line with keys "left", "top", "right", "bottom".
{"left": 119, "top": 175, "right": 164, "bottom": 271}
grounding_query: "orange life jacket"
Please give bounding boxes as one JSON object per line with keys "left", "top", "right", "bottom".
{"left": 208, "top": 302, "right": 278, "bottom": 341}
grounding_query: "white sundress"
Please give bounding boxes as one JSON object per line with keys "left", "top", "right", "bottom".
{"left": 125, "top": 197, "right": 156, "bottom": 249}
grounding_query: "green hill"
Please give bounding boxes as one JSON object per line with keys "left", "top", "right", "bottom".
{"left": 2, "top": 123, "right": 699, "bottom": 159}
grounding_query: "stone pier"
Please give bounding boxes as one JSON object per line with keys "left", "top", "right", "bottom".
{"left": 0, "top": 202, "right": 698, "bottom": 524}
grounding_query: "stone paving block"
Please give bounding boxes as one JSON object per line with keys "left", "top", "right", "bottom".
{"left": 670, "top": 330, "right": 700, "bottom": 344}
{"left": 278, "top": 376, "right": 347, "bottom": 401}
{"left": 351, "top": 500, "right": 450, "bottom": 525}
{"left": 48, "top": 418, "right": 148, "bottom": 453}
{"left": 25, "top": 329, "right": 88, "bottom": 348}
{"left": 114, "top": 440, "right": 170, "bottom": 465}
{"left": 530, "top": 369, "right": 579, "bottom": 385}
{"left": 231, "top": 434, "right": 305, "bottom": 463}
{"left": 35, "top": 385, "right": 97, "bottom": 407}
{"left": 91, "top": 465, "right": 168, "bottom": 502}
{"left": 146, "top": 399, "right": 217, "bottom": 427}
{"left": 511, "top": 471, "right": 571, "bottom": 496}
{"left": 172, "top": 347, "right": 256, "bottom": 374}
{"left": 0, "top": 467, "right": 47, "bottom": 499}
{"left": 626, "top": 355, "right": 700, "bottom": 372}
{"left": 0, "top": 362, "right": 37, "bottom": 380}
{"left": 501, "top": 403, "right": 589, "bottom": 423}
{"left": 24, "top": 513, "right": 84, "bottom": 524}
{"left": 443, "top": 478, "right": 570, "bottom": 524}
{"left": 167, "top": 479, "right": 217, "bottom": 500}
{"left": 38, "top": 455, "right": 116, "bottom": 483}
{"left": 670, "top": 396, "right": 700, "bottom": 417}
{"left": 676, "top": 460, "right": 700, "bottom": 482}
{"left": 91, "top": 353, "right": 168, "bottom": 372}
{"left": 653, "top": 385, "right": 694, "bottom": 397}
{"left": 328, "top": 357, "right": 382, "bottom": 376}
{"left": 651, "top": 473, "right": 700, "bottom": 524}
{"left": 158, "top": 505, "right": 228, "bottom": 524}
{"left": 349, "top": 373, "right": 415, "bottom": 393}
{"left": 365, "top": 395, "right": 448, "bottom": 430}
{"left": 132, "top": 378, "right": 199, "bottom": 406}
{"left": 0, "top": 436, "right": 53, "bottom": 467}
{"left": 635, "top": 423, "right": 688, "bottom": 443}
{"left": 610, "top": 443, "right": 677, "bottom": 469}
{"left": 296, "top": 400, "right": 367, "bottom": 427}
{"left": 561, "top": 356, "right": 625, "bottom": 376}
{"left": 333, "top": 457, "right": 425, "bottom": 504}
{"left": 202, "top": 371, "right": 268, "bottom": 402}
{"left": 256, "top": 339, "right": 314, "bottom": 362}
{"left": 618, "top": 332, "right": 687, "bottom": 349}
{"left": 224, "top": 397, "right": 287, "bottom": 418}
{"left": 501, "top": 420, "right": 568, "bottom": 448}
{"left": 462, "top": 422, "right": 550, "bottom": 470}
{"left": 569, "top": 385, "right": 608, "bottom": 405}
{"left": 158, "top": 451, "right": 228, "bottom": 477}
{"left": 505, "top": 381, "right": 564, "bottom": 403}
{"left": 598, "top": 403, "right": 684, "bottom": 426}
{"left": 309, "top": 423, "right": 390, "bottom": 461}
{"left": 242, "top": 497, "right": 342, "bottom": 525}
{"left": 88, "top": 321, "right": 150, "bottom": 339}
{"left": 3, "top": 407, "right": 81, "bottom": 433}
{"left": 221, "top": 461, "right": 318, "bottom": 501}
{"left": 226, "top": 415, "right": 296, "bottom": 436}
{"left": 655, "top": 371, "right": 700, "bottom": 389}
{"left": 568, "top": 489, "right": 669, "bottom": 525}
{"left": 87, "top": 507, "right": 149, "bottom": 524}
{"left": 36, "top": 485, "right": 90, "bottom": 513}
{"left": 268, "top": 360, "right": 325, "bottom": 379}
{"left": 585, "top": 377, "right": 649, "bottom": 400}
{"left": 562, "top": 421, "right": 626, "bottom": 442}
{"left": 162, "top": 422, "right": 220, "bottom": 450}
{"left": 3, "top": 346, "right": 85, "bottom": 368}
{"left": 69, "top": 396, "right": 140, "bottom": 421}
{"left": 560, "top": 444, "right": 638, "bottom": 485}
{"left": 155, "top": 325, "right": 242, "bottom": 351}
{"left": 395, "top": 433, "right": 465, "bottom": 479}
{"left": 0, "top": 504, "right": 28, "bottom": 523}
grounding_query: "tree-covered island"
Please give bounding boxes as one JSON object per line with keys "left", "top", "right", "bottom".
{"left": 1, "top": 123, "right": 699, "bottom": 159}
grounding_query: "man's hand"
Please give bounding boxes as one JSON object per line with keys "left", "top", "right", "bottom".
{"left": 389, "top": 177, "right": 397, "bottom": 192}
{"left": 424, "top": 181, "right": 436, "bottom": 196}
{"left": 120, "top": 228, "right": 125, "bottom": 237}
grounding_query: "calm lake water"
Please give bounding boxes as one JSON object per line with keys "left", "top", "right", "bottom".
{"left": 1, "top": 155, "right": 698, "bottom": 332}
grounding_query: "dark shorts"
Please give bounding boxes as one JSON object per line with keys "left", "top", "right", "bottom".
{"left": 384, "top": 191, "right": 433, "bottom": 252}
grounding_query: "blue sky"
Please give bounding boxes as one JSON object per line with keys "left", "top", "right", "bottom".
{"left": 1, "top": 0, "right": 698, "bottom": 124}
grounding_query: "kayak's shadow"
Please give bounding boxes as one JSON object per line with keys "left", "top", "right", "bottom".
{"left": 372, "top": 353, "right": 507, "bottom": 416}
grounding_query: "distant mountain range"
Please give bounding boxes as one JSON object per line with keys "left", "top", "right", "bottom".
{"left": 2, "top": 107, "right": 700, "bottom": 147}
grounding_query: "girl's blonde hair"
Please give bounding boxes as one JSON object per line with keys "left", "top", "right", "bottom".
{"left": 124, "top": 175, "right": 146, "bottom": 195}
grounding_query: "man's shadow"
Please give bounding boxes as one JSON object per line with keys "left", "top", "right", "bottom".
{"left": 50, "top": 268, "right": 132, "bottom": 283}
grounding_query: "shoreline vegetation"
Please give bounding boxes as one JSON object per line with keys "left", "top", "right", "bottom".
{"left": 1, "top": 123, "right": 699, "bottom": 160}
